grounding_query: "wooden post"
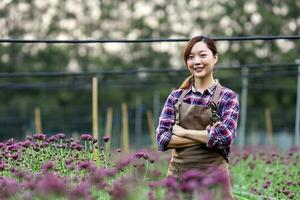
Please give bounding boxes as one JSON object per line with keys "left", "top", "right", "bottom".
{"left": 105, "top": 107, "right": 113, "bottom": 157}
{"left": 146, "top": 110, "right": 156, "bottom": 149}
{"left": 121, "top": 102, "right": 129, "bottom": 153}
{"left": 34, "top": 107, "right": 42, "bottom": 133}
{"left": 92, "top": 77, "right": 99, "bottom": 161}
{"left": 264, "top": 107, "right": 273, "bottom": 145}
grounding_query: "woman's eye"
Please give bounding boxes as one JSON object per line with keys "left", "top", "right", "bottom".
{"left": 188, "top": 55, "right": 194, "bottom": 59}
{"left": 200, "top": 54, "right": 207, "bottom": 57}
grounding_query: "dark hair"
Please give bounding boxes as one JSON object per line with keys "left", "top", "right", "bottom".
{"left": 183, "top": 35, "right": 218, "bottom": 66}
{"left": 179, "top": 36, "right": 218, "bottom": 89}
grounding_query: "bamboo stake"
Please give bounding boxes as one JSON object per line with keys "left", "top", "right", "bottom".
{"left": 264, "top": 107, "right": 273, "bottom": 145}
{"left": 92, "top": 77, "right": 99, "bottom": 161}
{"left": 146, "top": 110, "right": 156, "bottom": 149}
{"left": 34, "top": 107, "right": 42, "bottom": 133}
{"left": 121, "top": 102, "right": 129, "bottom": 154}
{"left": 105, "top": 107, "right": 113, "bottom": 157}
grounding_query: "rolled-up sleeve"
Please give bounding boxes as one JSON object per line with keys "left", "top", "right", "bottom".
{"left": 156, "top": 91, "right": 178, "bottom": 151}
{"left": 207, "top": 93, "right": 239, "bottom": 149}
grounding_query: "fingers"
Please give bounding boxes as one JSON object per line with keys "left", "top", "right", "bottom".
{"left": 207, "top": 121, "right": 222, "bottom": 129}
{"left": 212, "top": 121, "right": 222, "bottom": 128}
{"left": 173, "top": 124, "right": 184, "bottom": 131}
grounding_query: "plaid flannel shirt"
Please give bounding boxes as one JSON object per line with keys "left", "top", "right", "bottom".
{"left": 156, "top": 81, "right": 239, "bottom": 161}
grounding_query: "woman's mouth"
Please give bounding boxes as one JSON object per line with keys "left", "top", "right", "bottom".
{"left": 194, "top": 67, "right": 204, "bottom": 72}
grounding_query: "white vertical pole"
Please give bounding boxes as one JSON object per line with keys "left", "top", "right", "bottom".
{"left": 239, "top": 67, "right": 249, "bottom": 147}
{"left": 153, "top": 90, "right": 160, "bottom": 128}
{"left": 295, "top": 59, "right": 300, "bottom": 146}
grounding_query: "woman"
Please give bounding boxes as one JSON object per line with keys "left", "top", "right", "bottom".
{"left": 156, "top": 35, "right": 239, "bottom": 198}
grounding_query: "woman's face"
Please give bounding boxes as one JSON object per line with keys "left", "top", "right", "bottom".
{"left": 186, "top": 41, "right": 218, "bottom": 79}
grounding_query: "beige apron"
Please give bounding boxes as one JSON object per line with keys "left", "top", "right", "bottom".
{"left": 167, "top": 82, "right": 233, "bottom": 198}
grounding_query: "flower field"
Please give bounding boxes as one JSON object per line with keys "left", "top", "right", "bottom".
{"left": 0, "top": 133, "right": 299, "bottom": 200}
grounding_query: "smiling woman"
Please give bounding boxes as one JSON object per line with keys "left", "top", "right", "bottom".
{"left": 156, "top": 35, "right": 240, "bottom": 199}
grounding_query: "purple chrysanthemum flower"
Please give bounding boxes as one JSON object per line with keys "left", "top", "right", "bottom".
{"left": 22, "top": 140, "right": 31, "bottom": 148}
{"left": 75, "top": 143, "right": 83, "bottom": 151}
{"left": 115, "top": 157, "right": 132, "bottom": 171}
{"left": 24, "top": 178, "right": 37, "bottom": 191}
{"left": 41, "top": 141, "right": 49, "bottom": 148}
{"left": 148, "top": 190, "right": 155, "bottom": 200}
{"left": 89, "top": 169, "right": 105, "bottom": 186}
{"left": 103, "top": 136, "right": 110, "bottom": 143}
{"left": 69, "top": 181, "right": 91, "bottom": 200}
{"left": 143, "top": 154, "right": 149, "bottom": 160}
{"left": 9, "top": 153, "right": 20, "bottom": 160}
{"left": 148, "top": 181, "right": 160, "bottom": 189}
{"left": 33, "top": 143, "right": 40, "bottom": 152}
{"left": 282, "top": 189, "right": 291, "bottom": 196}
{"left": 7, "top": 144, "right": 18, "bottom": 151}
{"left": 134, "top": 151, "right": 144, "bottom": 159}
{"left": 6, "top": 138, "right": 15, "bottom": 145}
{"left": 0, "top": 142, "right": 5, "bottom": 149}
{"left": 47, "top": 135, "right": 59, "bottom": 143}
{"left": 57, "top": 133, "right": 66, "bottom": 139}
{"left": 77, "top": 160, "right": 95, "bottom": 171}
{"left": 107, "top": 178, "right": 130, "bottom": 200}
{"left": 65, "top": 158, "right": 73, "bottom": 166}
{"left": 41, "top": 161, "right": 55, "bottom": 172}
{"left": 103, "top": 168, "right": 118, "bottom": 177}
{"left": 92, "top": 138, "right": 98, "bottom": 144}
{"left": 80, "top": 134, "right": 93, "bottom": 141}
{"left": 0, "top": 177, "right": 20, "bottom": 198}
{"left": 33, "top": 133, "right": 47, "bottom": 141}
{"left": 0, "top": 162, "right": 6, "bottom": 171}
{"left": 77, "top": 161, "right": 90, "bottom": 170}
{"left": 163, "top": 175, "right": 179, "bottom": 191}
{"left": 262, "top": 180, "right": 271, "bottom": 189}
{"left": 181, "top": 169, "right": 203, "bottom": 183}
{"left": 36, "top": 173, "right": 67, "bottom": 197}
{"left": 25, "top": 136, "right": 32, "bottom": 141}
{"left": 180, "top": 181, "right": 198, "bottom": 193}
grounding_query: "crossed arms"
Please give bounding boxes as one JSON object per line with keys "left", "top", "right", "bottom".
{"left": 166, "top": 123, "right": 221, "bottom": 149}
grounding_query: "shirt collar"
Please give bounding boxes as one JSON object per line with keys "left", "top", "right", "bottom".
{"left": 190, "top": 79, "right": 218, "bottom": 95}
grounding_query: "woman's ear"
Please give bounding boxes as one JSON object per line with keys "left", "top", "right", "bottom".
{"left": 213, "top": 54, "right": 218, "bottom": 65}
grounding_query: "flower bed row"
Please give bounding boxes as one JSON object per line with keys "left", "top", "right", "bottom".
{"left": 0, "top": 133, "right": 299, "bottom": 199}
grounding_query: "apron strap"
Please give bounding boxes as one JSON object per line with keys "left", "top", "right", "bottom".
{"left": 174, "top": 80, "right": 222, "bottom": 125}
{"left": 212, "top": 81, "right": 222, "bottom": 105}
{"left": 174, "top": 89, "right": 189, "bottom": 124}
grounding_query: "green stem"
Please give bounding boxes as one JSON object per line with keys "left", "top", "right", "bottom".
{"left": 101, "top": 148, "right": 108, "bottom": 168}
{"left": 84, "top": 141, "right": 87, "bottom": 152}
{"left": 143, "top": 160, "right": 149, "bottom": 181}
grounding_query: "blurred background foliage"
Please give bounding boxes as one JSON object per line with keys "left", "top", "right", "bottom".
{"left": 0, "top": 0, "right": 299, "bottom": 148}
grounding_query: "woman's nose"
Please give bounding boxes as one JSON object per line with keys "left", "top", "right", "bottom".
{"left": 194, "top": 56, "right": 202, "bottom": 64}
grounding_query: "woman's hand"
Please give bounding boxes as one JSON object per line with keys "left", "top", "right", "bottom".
{"left": 206, "top": 121, "right": 222, "bottom": 129}
{"left": 172, "top": 124, "right": 187, "bottom": 137}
